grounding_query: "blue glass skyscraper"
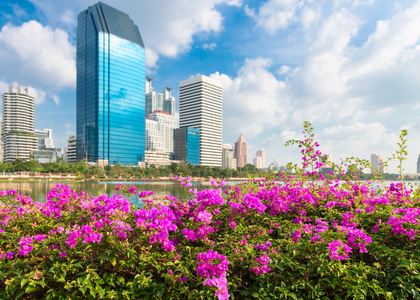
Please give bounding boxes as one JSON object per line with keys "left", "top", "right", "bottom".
{"left": 76, "top": 2, "right": 145, "bottom": 165}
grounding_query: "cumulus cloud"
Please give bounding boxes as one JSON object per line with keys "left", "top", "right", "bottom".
{"left": 29, "top": 0, "right": 239, "bottom": 69}
{"left": 0, "top": 21, "right": 76, "bottom": 91}
{"left": 211, "top": 57, "right": 291, "bottom": 137}
{"left": 52, "top": 95, "right": 60, "bottom": 105}
{"left": 202, "top": 43, "right": 217, "bottom": 50}
{"left": 245, "top": 0, "right": 304, "bottom": 34}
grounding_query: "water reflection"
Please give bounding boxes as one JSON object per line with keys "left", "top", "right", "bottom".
{"left": 0, "top": 180, "right": 243, "bottom": 205}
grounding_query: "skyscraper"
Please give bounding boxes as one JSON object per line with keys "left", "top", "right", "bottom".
{"left": 222, "top": 144, "right": 236, "bottom": 170}
{"left": 179, "top": 75, "right": 222, "bottom": 167}
{"left": 148, "top": 110, "right": 177, "bottom": 153}
{"left": 35, "top": 129, "right": 54, "bottom": 150}
{"left": 174, "top": 127, "right": 200, "bottom": 165}
{"left": 234, "top": 134, "right": 247, "bottom": 168}
{"left": 417, "top": 155, "right": 420, "bottom": 173}
{"left": 253, "top": 148, "right": 265, "bottom": 169}
{"left": 371, "top": 154, "right": 383, "bottom": 173}
{"left": 2, "top": 83, "right": 38, "bottom": 162}
{"left": 145, "top": 78, "right": 175, "bottom": 117}
{"left": 76, "top": 2, "right": 145, "bottom": 165}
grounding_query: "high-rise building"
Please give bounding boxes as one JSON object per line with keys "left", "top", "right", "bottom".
{"left": 222, "top": 144, "right": 236, "bottom": 170}
{"left": 179, "top": 75, "right": 222, "bottom": 167}
{"left": 76, "top": 2, "right": 145, "bottom": 165}
{"left": 417, "top": 155, "right": 420, "bottom": 173}
{"left": 2, "top": 83, "right": 38, "bottom": 162}
{"left": 234, "top": 134, "right": 247, "bottom": 168}
{"left": 149, "top": 110, "right": 177, "bottom": 153}
{"left": 66, "top": 135, "right": 77, "bottom": 163}
{"left": 319, "top": 154, "right": 333, "bottom": 173}
{"left": 145, "top": 117, "right": 164, "bottom": 152}
{"left": 145, "top": 78, "right": 175, "bottom": 117}
{"left": 253, "top": 148, "right": 265, "bottom": 169}
{"left": 0, "top": 114, "right": 2, "bottom": 162}
{"left": 371, "top": 154, "right": 383, "bottom": 173}
{"left": 174, "top": 127, "right": 200, "bottom": 165}
{"left": 35, "top": 129, "right": 54, "bottom": 150}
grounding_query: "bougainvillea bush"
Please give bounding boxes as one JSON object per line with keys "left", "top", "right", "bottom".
{"left": 1, "top": 124, "right": 420, "bottom": 299}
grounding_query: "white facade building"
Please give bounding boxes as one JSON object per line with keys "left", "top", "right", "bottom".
{"left": 35, "top": 128, "right": 55, "bottom": 150}
{"left": 179, "top": 75, "right": 222, "bottom": 167}
{"left": 2, "top": 83, "right": 38, "bottom": 162}
{"left": 253, "top": 148, "right": 265, "bottom": 169}
{"left": 145, "top": 117, "right": 165, "bottom": 152}
{"left": 66, "top": 135, "right": 77, "bottom": 163}
{"left": 222, "top": 144, "right": 236, "bottom": 170}
{"left": 148, "top": 110, "right": 177, "bottom": 153}
{"left": 145, "top": 78, "right": 175, "bottom": 117}
{"left": 371, "top": 154, "right": 383, "bottom": 173}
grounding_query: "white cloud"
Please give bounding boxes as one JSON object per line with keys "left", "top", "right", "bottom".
{"left": 52, "top": 95, "right": 60, "bottom": 105}
{"left": 211, "top": 57, "right": 291, "bottom": 138}
{"left": 276, "top": 65, "right": 292, "bottom": 75}
{"left": 28, "top": 0, "right": 240, "bottom": 68}
{"left": 245, "top": 0, "right": 304, "bottom": 34}
{"left": 202, "top": 43, "right": 217, "bottom": 50}
{"left": 0, "top": 21, "right": 76, "bottom": 91}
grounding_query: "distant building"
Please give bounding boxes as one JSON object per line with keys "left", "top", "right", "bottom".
{"left": 66, "top": 135, "right": 77, "bottom": 163}
{"left": 253, "top": 148, "right": 265, "bottom": 169}
{"left": 144, "top": 150, "right": 175, "bottom": 167}
{"left": 145, "top": 77, "right": 175, "bottom": 117}
{"left": 174, "top": 127, "right": 200, "bottom": 165}
{"left": 417, "top": 155, "right": 420, "bottom": 173}
{"left": 2, "top": 83, "right": 38, "bottom": 162}
{"left": 179, "top": 75, "right": 222, "bottom": 167}
{"left": 268, "top": 161, "right": 279, "bottom": 171}
{"left": 371, "top": 154, "right": 384, "bottom": 173}
{"left": 234, "top": 134, "right": 248, "bottom": 168}
{"left": 35, "top": 129, "right": 54, "bottom": 150}
{"left": 149, "top": 110, "right": 177, "bottom": 154}
{"left": 32, "top": 148, "right": 63, "bottom": 163}
{"left": 145, "top": 117, "right": 164, "bottom": 152}
{"left": 0, "top": 114, "right": 2, "bottom": 162}
{"left": 222, "top": 144, "right": 236, "bottom": 170}
{"left": 76, "top": 2, "right": 145, "bottom": 165}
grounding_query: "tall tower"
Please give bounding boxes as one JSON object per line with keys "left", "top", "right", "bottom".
{"left": 370, "top": 154, "right": 383, "bottom": 173}
{"left": 253, "top": 148, "right": 265, "bottom": 169}
{"left": 234, "top": 134, "right": 247, "bottom": 168}
{"left": 76, "top": 2, "right": 145, "bottom": 165}
{"left": 179, "top": 75, "right": 222, "bottom": 167}
{"left": 2, "top": 83, "right": 38, "bottom": 162}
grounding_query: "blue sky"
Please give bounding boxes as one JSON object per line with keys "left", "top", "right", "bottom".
{"left": 1, "top": 0, "right": 420, "bottom": 173}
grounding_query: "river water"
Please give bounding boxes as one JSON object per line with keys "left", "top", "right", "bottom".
{"left": 0, "top": 180, "right": 243, "bottom": 206}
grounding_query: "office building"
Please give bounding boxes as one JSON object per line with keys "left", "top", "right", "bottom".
{"left": 145, "top": 117, "right": 164, "bottom": 152}
{"left": 268, "top": 161, "right": 279, "bottom": 171}
{"left": 149, "top": 110, "right": 177, "bottom": 153}
{"left": 371, "top": 154, "right": 383, "bottom": 173}
{"left": 66, "top": 135, "right": 77, "bottom": 163}
{"left": 253, "top": 148, "right": 265, "bottom": 169}
{"left": 222, "top": 144, "right": 236, "bottom": 170}
{"left": 417, "top": 155, "right": 420, "bottom": 173}
{"left": 0, "top": 114, "right": 2, "bottom": 162}
{"left": 319, "top": 154, "right": 334, "bottom": 173}
{"left": 35, "top": 129, "right": 54, "bottom": 150}
{"left": 2, "top": 83, "right": 38, "bottom": 162}
{"left": 76, "top": 2, "right": 145, "bottom": 165}
{"left": 145, "top": 78, "right": 175, "bottom": 117}
{"left": 234, "top": 134, "right": 247, "bottom": 168}
{"left": 32, "top": 148, "right": 63, "bottom": 163}
{"left": 179, "top": 75, "right": 222, "bottom": 167}
{"left": 174, "top": 127, "right": 200, "bottom": 165}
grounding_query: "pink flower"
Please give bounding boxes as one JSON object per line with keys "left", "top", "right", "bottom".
{"left": 59, "top": 252, "right": 67, "bottom": 258}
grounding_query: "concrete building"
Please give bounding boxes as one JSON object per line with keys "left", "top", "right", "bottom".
{"left": 222, "top": 144, "right": 236, "bottom": 170}
{"left": 417, "top": 155, "right": 420, "bottom": 173}
{"left": 174, "top": 127, "right": 200, "bottom": 165}
{"left": 234, "top": 134, "right": 248, "bottom": 168}
{"left": 35, "top": 129, "right": 54, "bottom": 150}
{"left": 145, "top": 117, "right": 164, "bottom": 152}
{"left": 371, "top": 154, "right": 384, "bottom": 173}
{"left": 145, "top": 78, "right": 175, "bottom": 117}
{"left": 319, "top": 154, "right": 334, "bottom": 173}
{"left": 268, "top": 161, "right": 279, "bottom": 171}
{"left": 66, "top": 135, "right": 77, "bottom": 163}
{"left": 32, "top": 148, "right": 63, "bottom": 163}
{"left": 149, "top": 110, "right": 177, "bottom": 154}
{"left": 179, "top": 75, "right": 222, "bottom": 167}
{"left": 253, "top": 148, "right": 265, "bottom": 169}
{"left": 76, "top": 2, "right": 145, "bottom": 165}
{"left": 2, "top": 83, "right": 38, "bottom": 162}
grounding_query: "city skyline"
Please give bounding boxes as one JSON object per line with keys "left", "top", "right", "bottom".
{"left": 1, "top": 1, "right": 420, "bottom": 172}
